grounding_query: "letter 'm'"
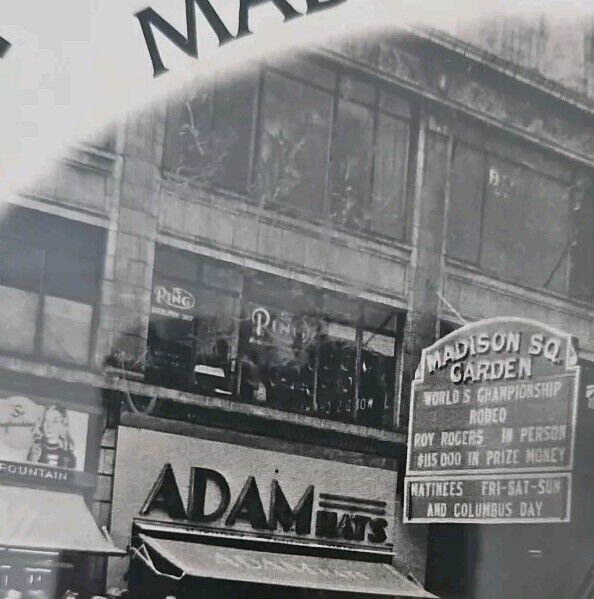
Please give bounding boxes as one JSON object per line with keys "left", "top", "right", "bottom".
{"left": 135, "top": 0, "right": 234, "bottom": 77}
{"left": 269, "top": 482, "right": 314, "bottom": 534}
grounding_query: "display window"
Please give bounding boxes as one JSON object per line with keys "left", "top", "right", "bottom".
{"left": 146, "top": 247, "right": 402, "bottom": 429}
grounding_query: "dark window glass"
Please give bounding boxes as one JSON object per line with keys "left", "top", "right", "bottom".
{"left": 194, "top": 288, "right": 239, "bottom": 369}
{"left": 147, "top": 249, "right": 241, "bottom": 395}
{"left": 164, "top": 60, "right": 413, "bottom": 244}
{"left": 154, "top": 246, "right": 199, "bottom": 282}
{"left": 480, "top": 157, "right": 530, "bottom": 282}
{"left": 163, "top": 84, "right": 214, "bottom": 177}
{"left": 147, "top": 314, "right": 195, "bottom": 384}
{"left": 0, "top": 208, "right": 104, "bottom": 364}
{"left": 150, "top": 250, "right": 402, "bottom": 429}
{"left": 371, "top": 113, "right": 409, "bottom": 240}
{"left": 163, "top": 74, "right": 255, "bottom": 192}
{"left": 524, "top": 170, "right": 570, "bottom": 293}
{"left": 359, "top": 331, "right": 395, "bottom": 428}
{"left": 240, "top": 301, "right": 318, "bottom": 413}
{"left": 211, "top": 73, "right": 256, "bottom": 192}
{"left": 44, "top": 252, "right": 98, "bottom": 304}
{"left": 439, "top": 320, "right": 462, "bottom": 339}
{"left": 447, "top": 142, "right": 485, "bottom": 263}
{"left": 240, "top": 275, "right": 398, "bottom": 427}
{"left": 358, "top": 305, "right": 398, "bottom": 428}
{"left": 239, "top": 274, "right": 319, "bottom": 412}
{"left": 480, "top": 158, "right": 570, "bottom": 291}
{"left": 568, "top": 174, "right": 594, "bottom": 302}
{"left": 317, "top": 322, "right": 357, "bottom": 421}
{"left": 330, "top": 96, "right": 375, "bottom": 229}
{"left": 447, "top": 132, "right": 575, "bottom": 296}
{"left": 255, "top": 70, "right": 332, "bottom": 216}
{"left": 0, "top": 241, "right": 43, "bottom": 292}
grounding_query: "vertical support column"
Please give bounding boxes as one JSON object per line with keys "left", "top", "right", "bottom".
{"left": 95, "top": 105, "right": 167, "bottom": 375}
{"left": 396, "top": 111, "right": 450, "bottom": 430}
{"left": 392, "top": 108, "right": 452, "bottom": 585}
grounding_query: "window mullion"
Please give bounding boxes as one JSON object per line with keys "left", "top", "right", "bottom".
{"left": 352, "top": 322, "right": 363, "bottom": 424}
{"left": 248, "top": 68, "right": 266, "bottom": 197}
{"left": 247, "top": 67, "right": 264, "bottom": 195}
{"left": 34, "top": 248, "right": 47, "bottom": 358}
{"left": 367, "top": 88, "right": 381, "bottom": 234}
{"left": 476, "top": 147, "right": 489, "bottom": 267}
{"left": 323, "top": 70, "right": 341, "bottom": 222}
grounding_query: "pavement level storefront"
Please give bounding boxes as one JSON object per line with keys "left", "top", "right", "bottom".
{"left": 107, "top": 416, "right": 435, "bottom": 598}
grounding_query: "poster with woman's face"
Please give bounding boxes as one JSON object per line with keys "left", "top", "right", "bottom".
{"left": 0, "top": 395, "right": 88, "bottom": 471}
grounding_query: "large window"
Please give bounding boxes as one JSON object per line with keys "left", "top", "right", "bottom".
{"left": 147, "top": 247, "right": 402, "bottom": 429}
{"left": 0, "top": 208, "right": 105, "bottom": 365}
{"left": 239, "top": 275, "right": 400, "bottom": 428}
{"left": 163, "top": 71, "right": 257, "bottom": 193}
{"left": 447, "top": 135, "right": 575, "bottom": 294}
{"left": 255, "top": 61, "right": 334, "bottom": 217}
{"left": 147, "top": 247, "right": 241, "bottom": 392}
{"left": 163, "top": 58, "right": 412, "bottom": 243}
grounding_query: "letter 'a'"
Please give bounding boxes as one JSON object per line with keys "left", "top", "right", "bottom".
{"left": 140, "top": 464, "right": 187, "bottom": 520}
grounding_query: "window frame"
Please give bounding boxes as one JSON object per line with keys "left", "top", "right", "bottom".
{"left": 162, "top": 57, "right": 415, "bottom": 245}
{"left": 446, "top": 128, "right": 577, "bottom": 296}
{"left": 0, "top": 212, "right": 104, "bottom": 368}
{"left": 147, "top": 246, "right": 242, "bottom": 386}
{"left": 147, "top": 246, "right": 405, "bottom": 430}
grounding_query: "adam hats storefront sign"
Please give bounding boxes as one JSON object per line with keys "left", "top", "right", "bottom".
{"left": 404, "top": 318, "right": 580, "bottom": 524}
{"left": 111, "top": 426, "right": 396, "bottom": 554}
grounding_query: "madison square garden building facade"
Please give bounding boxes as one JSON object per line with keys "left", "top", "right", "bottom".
{"left": 0, "top": 25, "right": 592, "bottom": 599}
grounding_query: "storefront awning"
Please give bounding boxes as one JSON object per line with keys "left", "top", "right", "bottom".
{"left": 0, "top": 485, "right": 124, "bottom": 555}
{"left": 135, "top": 534, "right": 436, "bottom": 597}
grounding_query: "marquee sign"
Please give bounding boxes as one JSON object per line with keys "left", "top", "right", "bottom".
{"left": 404, "top": 318, "right": 580, "bottom": 524}
{"left": 111, "top": 426, "right": 397, "bottom": 555}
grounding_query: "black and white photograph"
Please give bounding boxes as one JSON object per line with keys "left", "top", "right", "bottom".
{"left": 0, "top": 1, "right": 592, "bottom": 597}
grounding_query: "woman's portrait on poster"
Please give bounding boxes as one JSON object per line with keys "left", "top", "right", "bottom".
{"left": 26, "top": 404, "right": 77, "bottom": 469}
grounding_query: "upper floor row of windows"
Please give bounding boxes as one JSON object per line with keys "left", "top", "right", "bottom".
{"left": 162, "top": 56, "right": 594, "bottom": 303}
{"left": 163, "top": 58, "right": 413, "bottom": 243}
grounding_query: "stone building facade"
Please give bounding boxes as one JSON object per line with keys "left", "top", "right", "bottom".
{"left": 0, "top": 24, "right": 592, "bottom": 599}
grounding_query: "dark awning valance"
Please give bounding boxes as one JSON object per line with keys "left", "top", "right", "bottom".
{"left": 0, "top": 485, "right": 124, "bottom": 555}
{"left": 134, "top": 534, "right": 436, "bottom": 597}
